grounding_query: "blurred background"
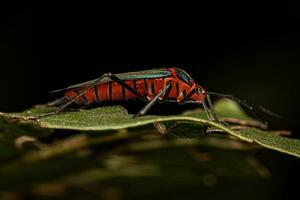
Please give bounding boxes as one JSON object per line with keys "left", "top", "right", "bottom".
{"left": 0, "top": 2, "right": 299, "bottom": 199}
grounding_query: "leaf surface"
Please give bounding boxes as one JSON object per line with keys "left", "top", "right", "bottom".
{"left": 0, "top": 99, "right": 299, "bottom": 158}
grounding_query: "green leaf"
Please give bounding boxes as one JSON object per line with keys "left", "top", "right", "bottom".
{"left": 237, "top": 129, "right": 300, "bottom": 158}
{"left": 0, "top": 99, "right": 299, "bottom": 158}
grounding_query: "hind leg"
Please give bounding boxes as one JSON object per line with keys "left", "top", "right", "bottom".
{"left": 34, "top": 97, "right": 68, "bottom": 108}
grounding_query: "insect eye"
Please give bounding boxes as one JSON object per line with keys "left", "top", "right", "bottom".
{"left": 175, "top": 68, "right": 193, "bottom": 85}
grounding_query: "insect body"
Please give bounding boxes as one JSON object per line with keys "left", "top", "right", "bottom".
{"left": 63, "top": 68, "right": 205, "bottom": 107}
{"left": 44, "top": 68, "right": 275, "bottom": 124}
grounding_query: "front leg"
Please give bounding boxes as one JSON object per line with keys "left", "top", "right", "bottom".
{"left": 178, "top": 88, "right": 219, "bottom": 122}
{"left": 202, "top": 100, "right": 219, "bottom": 122}
{"left": 135, "top": 82, "right": 172, "bottom": 117}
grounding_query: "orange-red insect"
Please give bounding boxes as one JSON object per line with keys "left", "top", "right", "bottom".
{"left": 42, "top": 68, "right": 276, "bottom": 124}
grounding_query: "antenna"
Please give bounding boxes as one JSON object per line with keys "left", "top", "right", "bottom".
{"left": 206, "top": 91, "right": 281, "bottom": 126}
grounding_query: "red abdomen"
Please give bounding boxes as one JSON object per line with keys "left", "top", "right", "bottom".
{"left": 64, "top": 78, "right": 166, "bottom": 105}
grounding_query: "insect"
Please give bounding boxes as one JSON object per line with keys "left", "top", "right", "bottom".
{"left": 41, "top": 68, "right": 276, "bottom": 125}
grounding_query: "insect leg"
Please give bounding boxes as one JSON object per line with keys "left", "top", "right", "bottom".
{"left": 202, "top": 100, "right": 218, "bottom": 121}
{"left": 34, "top": 97, "right": 68, "bottom": 108}
{"left": 178, "top": 89, "right": 216, "bottom": 121}
{"left": 37, "top": 73, "right": 149, "bottom": 118}
{"left": 107, "top": 74, "right": 148, "bottom": 103}
{"left": 178, "top": 89, "right": 219, "bottom": 122}
{"left": 36, "top": 74, "right": 109, "bottom": 118}
{"left": 179, "top": 88, "right": 197, "bottom": 103}
{"left": 46, "top": 97, "right": 68, "bottom": 107}
{"left": 206, "top": 93, "right": 219, "bottom": 121}
{"left": 160, "top": 82, "right": 173, "bottom": 101}
{"left": 135, "top": 82, "right": 172, "bottom": 117}
{"left": 206, "top": 92, "right": 269, "bottom": 126}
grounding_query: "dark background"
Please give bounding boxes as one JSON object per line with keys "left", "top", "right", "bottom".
{"left": 0, "top": 2, "right": 299, "bottom": 199}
